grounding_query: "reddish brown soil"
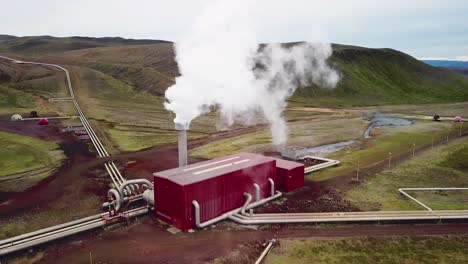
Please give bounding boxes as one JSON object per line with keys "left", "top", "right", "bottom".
{"left": 12, "top": 218, "right": 468, "bottom": 264}
{"left": 2, "top": 117, "right": 467, "bottom": 263}
{"left": 0, "top": 114, "right": 69, "bottom": 141}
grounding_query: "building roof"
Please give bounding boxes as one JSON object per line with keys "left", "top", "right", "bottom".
{"left": 154, "top": 152, "right": 275, "bottom": 186}
{"left": 274, "top": 158, "right": 304, "bottom": 170}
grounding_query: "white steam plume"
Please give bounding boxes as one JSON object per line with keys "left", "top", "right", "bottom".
{"left": 164, "top": 0, "right": 340, "bottom": 146}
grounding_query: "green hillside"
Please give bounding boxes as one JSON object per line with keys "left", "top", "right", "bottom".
{"left": 0, "top": 35, "right": 171, "bottom": 56}
{"left": 1, "top": 36, "right": 468, "bottom": 152}
{"left": 292, "top": 44, "right": 468, "bottom": 106}
{"left": 1, "top": 36, "right": 467, "bottom": 107}
{"left": 43, "top": 40, "right": 468, "bottom": 107}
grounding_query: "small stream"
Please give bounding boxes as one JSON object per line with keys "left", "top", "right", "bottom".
{"left": 282, "top": 140, "right": 356, "bottom": 159}
{"left": 364, "top": 116, "right": 415, "bottom": 139}
{"left": 282, "top": 115, "right": 415, "bottom": 159}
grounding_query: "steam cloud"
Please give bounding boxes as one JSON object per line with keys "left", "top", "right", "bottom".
{"left": 164, "top": 0, "right": 340, "bottom": 146}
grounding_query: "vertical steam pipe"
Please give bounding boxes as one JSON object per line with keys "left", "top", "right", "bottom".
{"left": 268, "top": 178, "right": 275, "bottom": 197}
{"left": 175, "top": 123, "right": 188, "bottom": 167}
{"left": 253, "top": 183, "right": 261, "bottom": 201}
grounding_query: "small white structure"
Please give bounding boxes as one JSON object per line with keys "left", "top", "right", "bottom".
{"left": 11, "top": 114, "right": 23, "bottom": 121}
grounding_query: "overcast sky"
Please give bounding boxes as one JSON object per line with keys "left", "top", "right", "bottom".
{"left": 2, "top": 0, "right": 467, "bottom": 60}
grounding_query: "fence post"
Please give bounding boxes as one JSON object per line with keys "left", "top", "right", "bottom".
{"left": 388, "top": 152, "right": 392, "bottom": 168}
{"left": 412, "top": 143, "right": 416, "bottom": 157}
{"left": 356, "top": 160, "right": 360, "bottom": 181}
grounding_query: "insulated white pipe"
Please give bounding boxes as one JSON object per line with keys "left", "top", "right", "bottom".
{"left": 118, "top": 179, "right": 153, "bottom": 197}
{"left": 268, "top": 178, "right": 275, "bottom": 196}
{"left": 106, "top": 189, "right": 122, "bottom": 211}
{"left": 175, "top": 123, "right": 188, "bottom": 167}
{"left": 192, "top": 191, "right": 282, "bottom": 229}
{"left": 400, "top": 188, "right": 468, "bottom": 191}
{"left": 104, "top": 163, "right": 121, "bottom": 189}
{"left": 398, "top": 189, "right": 434, "bottom": 212}
{"left": 253, "top": 183, "right": 261, "bottom": 201}
{"left": 255, "top": 241, "right": 274, "bottom": 264}
{"left": 241, "top": 193, "right": 253, "bottom": 215}
{"left": 0, "top": 214, "right": 101, "bottom": 247}
{"left": 0, "top": 207, "right": 149, "bottom": 256}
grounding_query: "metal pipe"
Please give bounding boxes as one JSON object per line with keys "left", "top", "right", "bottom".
{"left": 175, "top": 123, "right": 188, "bottom": 167}
{"left": 253, "top": 183, "right": 260, "bottom": 201}
{"left": 118, "top": 179, "right": 153, "bottom": 198}
{"left": 104, "top": 163, "right": 120, "bottom": 189}
{"left": 400, "top": 188, "right": 468, "bottom": 191}
{"left": 110, "top": 162, "right": 125, "bottom": 185}
{"left": 107, "top": 189, "right": 122, "bottom": 211}
{"left": 0, "top": 219, "right": 102, "bottom": 250}
{"left": 241, "top": 193, "right": 253, "bottom": 215}
{"left": 255, "top": 241, "right": 274, "bottom": 264}
{"left": 0, "top": 207, "right": 149, "bottom": 256}
{"left": 227, "top": 210, "right": 468, "bottom": 225}
{"left": 398, "top": 189, "right": 434, "bottom": 212}
{"left": 192, "top": 191, "right": 282, "bottom": 229}
{"left": 0, "top": 214, "right": 101, "bottom": 247}
{"left": 268, "top": 178, "right": 275, "bottom": 196}
{"left": 142, "top": 189, "right": 154, "bottom": 206}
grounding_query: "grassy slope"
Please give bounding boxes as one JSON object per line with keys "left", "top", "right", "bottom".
{"left": 292, "top": 44, "right": 468, "bottom": 106}
{"left": 0, "top": 59, "right": 74, "bottom": 115}
{"left": 0, "top": 35, "right": 170, "bottom": 56}
{"left": 0, "top": 83, "right": 44, "bottom": 114}
{"left": 2, "top": 37, "right": 468, "bottom": 152}
{"left": 266, "top": 236, "right": 468, "bottom": 264}
{"left": 0, "top": 131, "right": 64, "bottom": 177}
{"left": 190, "top": 116, "right": 364, "bottom": 159}
{"left": 309, "top": 121, "right": 463, "bottom": 181}
{"left": 40, "top": 40, "right": 468, "bottom": 106}
{"left": 71, "top": 66, "right": 209, "bottom": 153}
{"left": 346, "top": 136, "right": 468, "bottom": 211}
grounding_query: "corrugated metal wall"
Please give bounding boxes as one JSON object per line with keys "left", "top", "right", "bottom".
{"left": 276, "top": 162, "right": 305, "bottom": 192}
{"left": 154, "top": 159, "right": 277, "bottom": 231}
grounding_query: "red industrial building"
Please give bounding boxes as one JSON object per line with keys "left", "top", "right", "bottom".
{"left": 153, "top": 152, "right": 305, "bottom": 231}
{"left": 274, "top": 158, "right": 305, "bottom": 192}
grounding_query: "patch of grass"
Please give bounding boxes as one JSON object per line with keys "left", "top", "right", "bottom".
{"left": 0, "top": 181, "right": 102, "bottom": 239}
{"left": 294, "top": 45, "right": 468, "bottom": 107}
{"left": 0, "top": 131, "right": 65, "bottom": 178}
{"left": 73, "top": 67, "right": 219, "bottom": 153}
{"left": 0, "top": 84, "right": 47, "bottom": 114}
{"left": 266, "top": 236, "right": 468, "bottom": 264}
{"left": 190, "top": 117, "right": 364, "bottom": 159}
{"left": 107, "top": 125, "right": 205, "bottom": 152}
{"left": 346, "top": 137, "right": 468, "bottom": 211}
{"left": 309, "top": 122, "right": 456, "bottom": 181}
{"left": 190, "top": 130, "right": 273, "bottom": 159}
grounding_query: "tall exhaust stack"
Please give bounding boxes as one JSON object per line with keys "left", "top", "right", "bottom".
{"left": 175, "top": 123, "right": 188, "bottom": 167}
